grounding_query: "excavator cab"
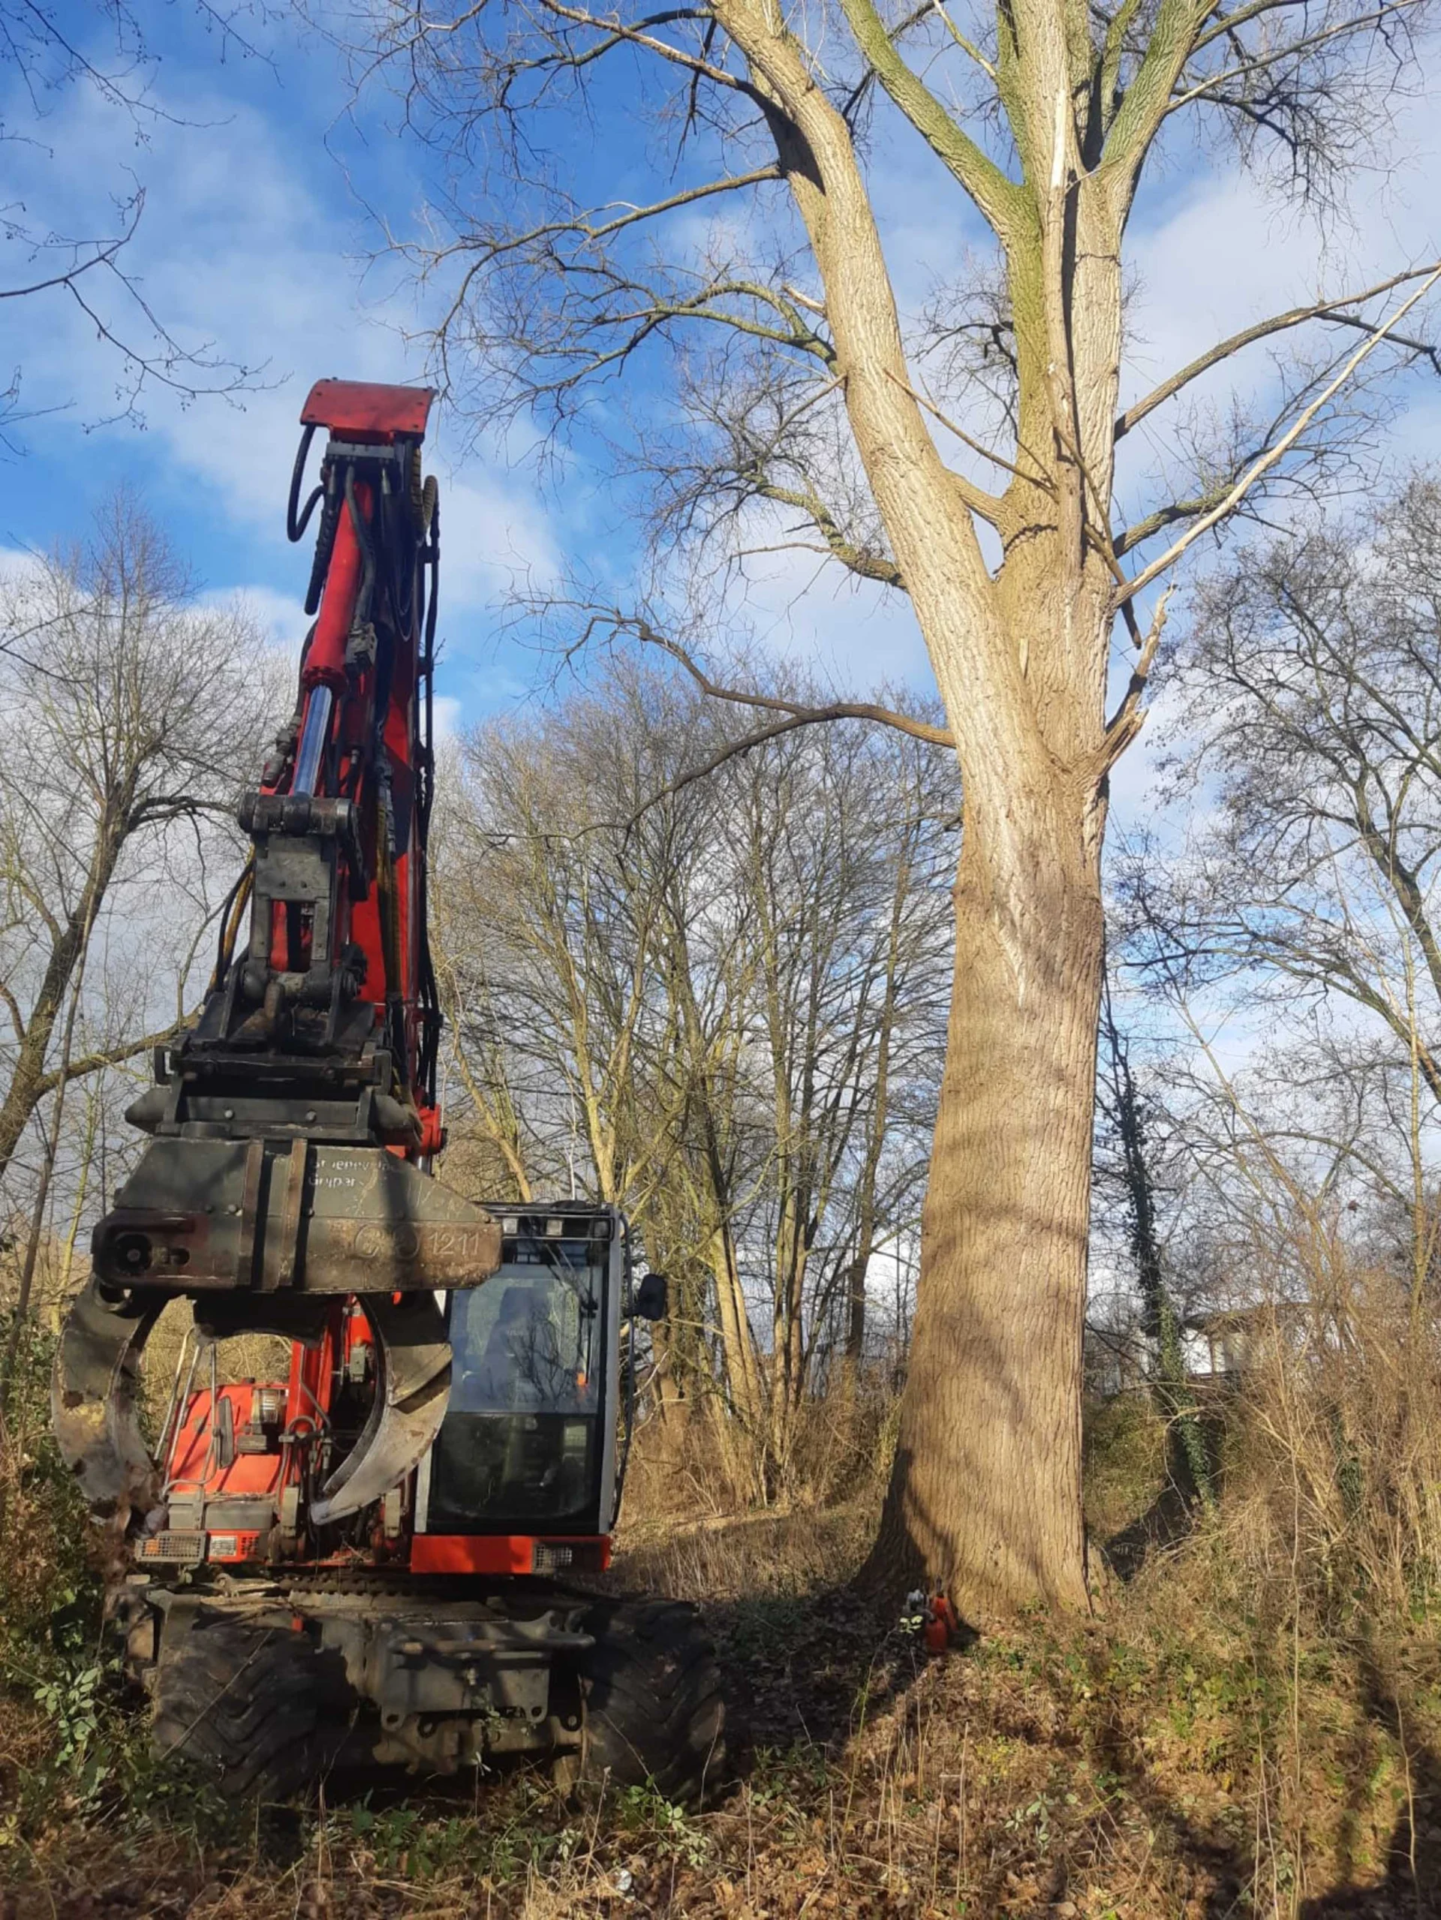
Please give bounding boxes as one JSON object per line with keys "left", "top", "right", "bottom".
{"left": 50, "top": 382, "right": 719, "bottom": 1805}
{"left": 425, "top": 1208, "right": 622, "bottom": 1545}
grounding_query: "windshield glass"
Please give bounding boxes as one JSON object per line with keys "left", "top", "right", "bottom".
{"left": 447, "top": 1243, "right": 600, "bottom": 1415}
{"left": 427, "top": 1234, "right": 607, "bottom": 1531}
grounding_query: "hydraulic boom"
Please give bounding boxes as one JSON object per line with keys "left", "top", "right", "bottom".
{"left": 46, "top": 382, "right": 723, "bottom": 1806}
{"left": 55, "top": 380, "right": 500, "bottom": 1531}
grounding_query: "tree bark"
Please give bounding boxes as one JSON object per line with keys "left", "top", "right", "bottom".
{"left": 862, "top": 772, "right": 1104, "bottom": 1618}
{"left": 711, "top": 1222, "right": 763, "bottom": 1435}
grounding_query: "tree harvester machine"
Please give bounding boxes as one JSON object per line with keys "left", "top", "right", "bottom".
{"left": 50, "top": 380, "right": 723, "bottom": 1804}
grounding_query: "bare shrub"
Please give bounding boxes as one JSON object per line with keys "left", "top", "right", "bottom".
{"left": 1203, "top": 1253, "right": 1441, "bottom": 1631}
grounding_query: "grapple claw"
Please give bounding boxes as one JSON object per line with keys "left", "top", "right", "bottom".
{"left": 310, "top": 1292, "right": 452, "bottom": 1524}
{"left": 52, "top": 1279, "right": 165, "bottom": 1527}
{"left": 51, "top": 1278, "right": 455, "bottom": 1536}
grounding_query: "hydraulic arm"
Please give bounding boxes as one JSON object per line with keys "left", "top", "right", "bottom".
{"left": 41, "top": 384, "right": 724, "bottom": 1810}
{"left": 54, "top": 381, "right": 501, "bottom": 1533}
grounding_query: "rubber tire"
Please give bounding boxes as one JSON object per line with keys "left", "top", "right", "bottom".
{"left": 571, "top": 1599, "right": 726, "bottom": 1806}
{"left": 151, "top": 1613, "right": 348, "bottom": 1801}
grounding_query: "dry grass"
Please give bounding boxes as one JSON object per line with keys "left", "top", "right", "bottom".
{"left": 618, "top": 1384, "right": 902, "bottom": 1525}
{"left": 6, "top": 1554, "right": 1439, "bottom": 1919}
{"left": 6, "top": 1278, "right": 1441, "bottom": 1918}
{"left": 614, "top": 1502, "right": 877, "bottom": 1604}
{"left": 1217, "top": 1276, "right": 1441, "bottom": 1629}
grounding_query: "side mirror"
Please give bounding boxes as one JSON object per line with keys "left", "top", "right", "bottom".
{"left": 632, "top": 1271, "right": 669, "bottom": 1322}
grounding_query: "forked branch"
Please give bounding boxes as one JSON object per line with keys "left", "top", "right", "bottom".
{"left": 1097, "top": 588, "right": 1175, "bottom": 775}
{"left": 574, "top": 608, "right": 954, "bottom": 748}
{"left": 1116, "top": 264, "right": 1441, "bottom": 605}
{"left": 832, "top": 0, "right": 1022, "bottom": 237}
{"left": 1115, "top": 260, "right": 1441, "bottom": 442}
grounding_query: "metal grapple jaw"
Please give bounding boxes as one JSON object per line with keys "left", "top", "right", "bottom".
{"left": 53, "top": 1282, "right": 166, "bottom": 1527}
{"left": 52, "top": 1137, "right": 502, "bottom": 1534}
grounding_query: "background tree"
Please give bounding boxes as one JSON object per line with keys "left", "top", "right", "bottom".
{"left": 1121, "top": 471, "right": 1441, "bottom": 1113}
{"left": 434, "top": 660, "right": 953, "bottom": 1500}
{"left": 1095, "top": 974, "right": 1213, "bottom": 1503}
{"left": 342, "top": 0, "right": 1441, "bottom": 1612}
{"left": 1112, "top": 470, "right": 1441, "bottom": 1345}
{"left": 0, "top": 496, "right": 275, "bottom": 1297}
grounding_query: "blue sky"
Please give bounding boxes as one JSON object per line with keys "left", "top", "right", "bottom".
{"left": 0, "top": 5, "right": 564, "bottom": 729}
{"left": 2, "top": 3, "right": 1439, "bottom": 759}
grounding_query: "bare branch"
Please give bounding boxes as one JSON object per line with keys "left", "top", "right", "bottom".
{"left": 426, "top": 167, "right": 784, "bottom": 273}
{"left": 1165, "top": 0, "right": 1423, "bottom": 117}
{"left": 831, "top": 0, "right": 1023, "bottom": 237}
{"left": 1116, "top": 266, "right": 1441, "bottom": 605}
{"left": 752, "top": 480, "right": 906, "bottom": 585}
{"left": 29, "top": 1023, "right": 183, "bottom": 1102}
{"left": 1115, "top": 261, "right": 1441, "bottom": 442}
{"left": 883, "top": 368, "right": 1039, "bottom": 507}
{"left": 1097, "top": 588, "right": 1174, "bottom": 774}
{"left": 622, "top": 710, "right": 871, "bottom": 825}
{"left": 573, "top": 608, "right": 954, "bottom": 747}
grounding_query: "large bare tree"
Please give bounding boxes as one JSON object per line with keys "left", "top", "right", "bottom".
{"left": 0, "top": 497, "right": 274, "bottom": 1210}
{"left": 345, "top": 0, "right": 1439, "bottom": 1612}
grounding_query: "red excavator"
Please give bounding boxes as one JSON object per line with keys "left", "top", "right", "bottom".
{"left": 51, "top": 380, "right": 723, "bottom": 1803}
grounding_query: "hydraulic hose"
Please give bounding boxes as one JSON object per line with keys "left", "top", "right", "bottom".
{"left": 343, "top": 463, "right": 377, "bottom": 629}
{"left": 209, "top": 858, "right": 255, "bottom": 992}
{"left": 287, "top": 423, "right": 322, "bottom": 543}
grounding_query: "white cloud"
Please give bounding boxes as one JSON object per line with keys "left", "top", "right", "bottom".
{"left": 0, "top": 545, "right": 47, "bottom": 587}
{"left": 725, "top": 541, "right": 931, "bottom": 694}
{"left": 436, "top": 472, "right": 560, "bottom": 621}
{"left": 1121, "top": 80, "right": 1441, "bottom": 468}
{"left": 431, "top": 693, "right": 463, "bottom": 744}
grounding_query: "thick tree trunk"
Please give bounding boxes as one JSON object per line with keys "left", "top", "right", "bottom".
{"left": 862, "top": 774, "right": 1105, "bottom": 1619}
{"left": 694, "top": 0, "right": 1124, "bottom": 1613}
